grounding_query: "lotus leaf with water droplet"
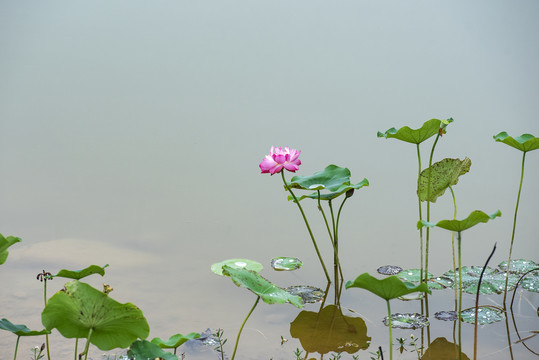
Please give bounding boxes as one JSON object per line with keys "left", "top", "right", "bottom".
{"left": 210, "top": 259, "right": 263, "bottom": 276}
{"left": 460, "top": 307, "right": 504, "bottom": 325}
{"left": 271, "top": 257, "right": 303, "bottom": 271}
{"left": 442, "top": 266, "right": 519, "bottom": 294}
{"left": 497, "top": 259, "right": 538, "bottom": 274}
{"left": 434, "top": 311, "right": 458, "bottom": 322}
{"left": 377, "top": 265, "right": 403, "bottom": 276}
{"left": 382, "top": 313, "right": 429, "bottom": 329}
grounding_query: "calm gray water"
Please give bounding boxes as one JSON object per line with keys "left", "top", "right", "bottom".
{"left": 1, "top": 1, "right": 538, "bottom": 359}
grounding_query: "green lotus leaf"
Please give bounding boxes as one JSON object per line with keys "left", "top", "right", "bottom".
{"left": 290, "top": 305, "right": 370, "bottom": 354}
{"left": 417, "top": 210, "right": 501, "bottom": 232}
{"left": 151, "top": 332, "right": 200, "bottom": 349}
{"left": 442, "top": 266, "right": 519, "bottom": 295}
{"left": 210, "top": 259, "right": 263, "bottom": 276}
{"left": 345, "top": 273, "right": 431, "bottom": 301}
{"left": 271, "top": 257, "right": 303, "bottom": 271}
{"left": 396, "top": 269, "right": 451, "bottom": 290}
{"left": 128, "top": 340, "right": 178, "bottom": 360}
{"left": 421, "top": 337, "right": 470, "bottom": 360}
{"left": 521, "top": 271, "right": 539, "bottom": 293}
{"left": 497, "top": 259, "right": 538, "bottom": 274}
{"left": 0, "top": 233, "right": 22, "bottom": 265}
{"left": 493, "top": 132, "right": 539, "bottom": 152}
{"left": 0, "top": 318, "right": 50, "bottom": 336}
{"left": 460, "top": 307, "right": 504, "bottom": 325}
{"left": 41, "top": 280, "right": 149, "bottom": 351}
{"left": 286, "top": 165, "right": 352, "bottom": 192}
{"left": 377, "top": 118, "right": 453, "bottom": 144}
{"left": 289, "top": 178, "right": 369, "bottom": 202}
{"left": 417, "top": 158, "right": 471, "bottom": 202}
{"left": 54, "top": 264, "right": 109, "bottom": 280}
{"left": 221, "top": 265, "right": 303, "bottom": 308}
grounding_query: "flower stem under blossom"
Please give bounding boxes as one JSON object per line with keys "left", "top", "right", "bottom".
{"left": 281, "top": 171, "right": 331, "bottom": 283}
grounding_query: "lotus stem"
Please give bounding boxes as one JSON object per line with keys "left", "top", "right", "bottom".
{"left": 74, "top": 338, "right": 78, "bottom": 360}
{"left": 231, "top": 295, "right": 260, "bottom": 360}
{"left": 386, "top": 300, "right": 393, "bottom": 360}
{"left": 416, "top": 144, "right": 424, "bottom": 283}
{"left": 13, "top": 335, "right": 20, "bottom": 360}
{"left": 424, "top": 132, "right": 440, "bottom": 284}
{"left": 282, "top": 172, "right": 331, "bottom": 282}
{"left": 503, "top": 151, "right": 526, "bottom": 306}
{"left": 43, "top": 279, "right": 51, "bottom": 360}
{"left": 82, "top": 328, "right": 93, "bottom": 360}
{"left": 473, "top": 243, "right": 497, "bottom": 360}
{"left": 457, "top": 231, "right": 462, "bottom": 360}
{"left": 449, "top": 186, "right": 458, "bottom": 314}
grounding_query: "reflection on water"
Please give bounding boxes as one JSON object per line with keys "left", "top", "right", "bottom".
{"left": 421, "top": 337, "right": 470, "bottom": 360}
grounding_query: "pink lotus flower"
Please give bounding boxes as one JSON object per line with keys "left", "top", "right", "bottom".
{"left": 259, "top": 146, "right": 301, "bottom": 175}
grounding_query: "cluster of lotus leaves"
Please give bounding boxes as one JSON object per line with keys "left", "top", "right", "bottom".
{"left": 0, "top": 233, "right": 21, "bottom": 265}
{"left": 41, "top": 280, "right": 150, "bottom": 351}
{"left": 377, "top": 118, "right": 453, "bottom": 144}
{"left": 286, "top": 164, "right": 368, "bottom": 201}
{"left": 290, "top": 305, "right": 370, "bottom": 354}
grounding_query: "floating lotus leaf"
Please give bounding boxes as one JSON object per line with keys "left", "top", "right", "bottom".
{"left": 421, "top": 337, "right": 470, "bottom": 360}
{"left": 41, "top": 280, "right": 149, "bottom": 350}
{"left": 397, "top": 269, "right": 433, "bottom": 282}
{"left": 493, "top": 132, "right": 539, "bottom": 152}
{"left": 128, "top": 340, "right": 178, "bottom": 360}
{"left": 377, "top": 265, "right": 403, "bottom": 276}
{"left": 460, "top": 307, "right": 504, "bottom": 324}
{"left": 417, "top": 158, "right": 471, "bottom": 203}
{"left": 0, "top": 318, "right": 50, "bottom": 336}
{"left": 428, "top": 276, "right": 454, "bottom": 290}
{"left": 151, "top": 332, "right": 201, "bottom": 349}
{"left": 382, "top": 313, "right": 429, "bottom": 329}
{"left": 398, "top": 292, "right": 425, "bottom": 301}
{"left": 396, "top": 270, "right": 452, "bottom": 290}
{"left": 442, "top": 266, "right": 519, "bottom": 295}
{"left": 521, "top": 271, "right": 539, "bottom": 293}
{"left": 222, "top": 265, "right": 303, "bottom": 308}
{"left": 0, "top": 233, "right": 22, "bottom": 265}
{"left": 498, "top": 259, "right": 538, "bottom": 274}
{"left": 418, "top": 210, "right": 501, "bottom": 232}
{"left": 210, "top": 259, "right": 263, "bottom": 276}
{"left": 345, "top": 273, "right": 431, "bottom": 301}
{"left": 285, "top": 286, "right": 325, "bottom": 304}
{"left": 271, "top": 257, "right": 303, "bottom": 271}
{"left": 290, "top": 304, "right": 370, "bottom": 354}
{"left": 377, "top": 118, "right": 452, "bottom": 144}
{"left": 289, "top": 178, "right": 369, "bottom": 201}
{"left": 54, "top": 264, "right": 109, "bottom": 280}
{"left": 434, "top": 311, "right": 458, "bottom": 322}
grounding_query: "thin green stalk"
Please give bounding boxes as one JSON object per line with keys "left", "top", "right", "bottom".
{"left": 424, "top": 132, "right": 441, "bottom": 284}
{"left": 281, "top": 171, "right": 330, "bottom": 282}
{"left": 317, "top": 192, "right": 342, "bottom": 282}
{"left": 328, "top": 200, "right": 339, "bottom": 302}
{"left": 449, "top": 186, "right": 458, "bottom": 314}
{"left": 74, "top": 338, "right": 78, "bottom": 360}
{"left": 503, "top": 151, "right": 526, "bottom": 306}
{"left": 416, "top": 144, "right": 424, "bottom": 283}
{"left": 43, "top": 279, "right": 51, "bottom": 360}
{"left": 457, "top": 231, "right": 462, "bottom": 360}
{"left": 82, "top": 328, "right": 93, "bottom": 360}
{"left": 13, "top": 335, "right": 20, "bottom": 360}
{"left": 386, "top": 300, "right": 393, "bottom": 360}
{"left": 231, "top": 296, "right": 260, "bottom": 360}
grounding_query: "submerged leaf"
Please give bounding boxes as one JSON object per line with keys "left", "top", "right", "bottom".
{"left": 210, "top": 259, "right": 263, "bottom": 276}
{"left": 222, "top": 265, "right": 303, "bottom": 308}
{"left": 377, "top": 265, "right": 403, "bottom": 276}
{"left": 271, "top": 257, "right": 303, "bottom": 271}
{"left": 0, "top": 233, "right": 22, "bottom": 265}
{"left": 285, "top": 286, "right": 325, "bottom": 304}
{"left": 442, "top": 266, "right": 519, "bottom": 294}
{"left": 54, "top": 264, "right": 109, "bottom": 280}
{"left": 345, "top": 273, "right": 431, "bottom": 301}
{"left": 0, "top": 318, "right": 50, "bottom": 336}
{"left": 383, "top": 313, "right": 429, "bottom": 329}
{"left": 41, "top": 280, "right": 149, "bottom": 350}
{"left": 151, "top": 333, "right": 201, "bottom": 349}
{"left": 460, "top": 307, "right": 504, "bottom": 324}
{"left": 417, "top": 158, "right": 471, "bottom": 202}
{"left": 493, "top": 132, "right": 539, "bottom": 152}
{"left": 434, "top": 311, "right": 458, "bottom": 322}
{"left": 128, "top": 340, "right": 178, "bottom": 360}
{"left": 418, "top": 210, "right": 501, "bottom": 232}
{"left": 377, "top": 119, "right": 448, "bottom": 144}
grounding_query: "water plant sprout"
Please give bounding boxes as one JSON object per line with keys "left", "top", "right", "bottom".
{"left": 345, "top": 273, "right": 431, "bottom": 360}
{"left": 493, "top": 132, "right": 538, "bottom": 305}
{"left": 418, "top": 209, "right": 501, "bottom": 360}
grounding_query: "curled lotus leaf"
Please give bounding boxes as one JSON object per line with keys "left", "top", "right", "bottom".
{"left": 493, "top": 132, "right": 539, "bottom": 152}
{"left": 382, "top": 313, "right": 429, "bottom": 329}
{"left": 498, "top": 259, "right": 538, "bottom": 274}
{"left": 418, "top": 209, "right": 501, "bottom": 232}
{"left": 54, "top": 264, "right": 109, "bottom": 280}
{"left": 434, "top": 311, "right": 458, "bottom": 322}
{"left": 151, "top": 332, "right": 201, "bottom": 349}
{"left": 422, "top": 337, "right": 470, "bottom": 360}
{"left": 222, "top": 265, "right": 303, "bottom": 308}
{"left": 345, "top": 273, "right": 431, "bottom": 301}
{"left": 210, "top": 259, "right": 263, "bottom": 276}
{"left": 442, "top": 266, "right": 519, "bottom": 295}
{"left": 41, "top": 280, "right": 149, "bottom": 351}
{"left": 128, "top": 340, "right": 178, "bottom": 360}
{"left": 377, "top": 118, "right": 453, "bottom": 144}
{"left": 460, "top": 307, "right": 504, "bottom": 325}
{"left": 287, "top": 165, "right": 352, "bottom": 192}
{"left": 417, "top": 158, "right": 471, "bottom": 203}
{"left": 285, "top": 285, "right": 325, "bottom": 304}
{"left": 377, "top": 265, "right": 403, "bottom": 276}
{"left": 271, "top": 257, "right": 303, "bottom": 271}
{"left": 0, "top": 318, "right": 50, "bottom": 336}
{"left": 289, "top": 179, "right": 369, "bottom": 202}
{"left": 0, "top": 233, "right": 22, "bottom": 265}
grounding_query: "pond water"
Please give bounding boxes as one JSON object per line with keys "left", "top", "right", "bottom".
{"left": 1, "top": 1, "right": 538, "bottom": 359}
